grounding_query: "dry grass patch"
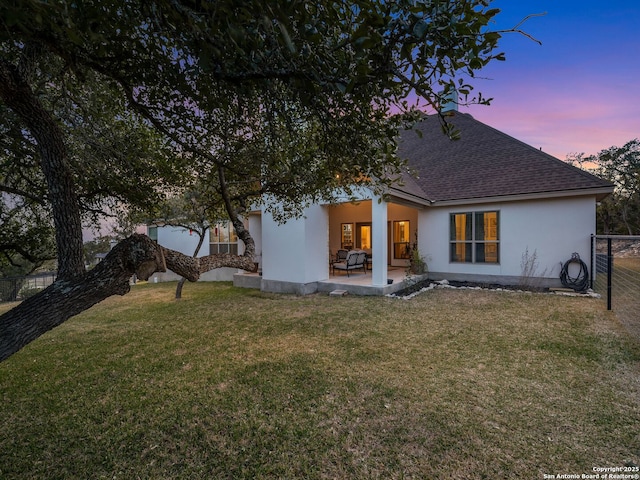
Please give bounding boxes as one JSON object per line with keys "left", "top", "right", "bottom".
{"left": 1, "top": 282, "right": 639, "bottom": 479}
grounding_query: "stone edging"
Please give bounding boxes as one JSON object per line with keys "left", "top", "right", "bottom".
{"left": 387, "top": 279, "right": 602, "bottom": 300}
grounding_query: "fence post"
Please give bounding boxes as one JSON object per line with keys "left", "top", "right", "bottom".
{"left": 606, "top": 237, "right": 612, "bottom": 311}
{"left": 590, "top": 235, "right": 594, "bottom": 290}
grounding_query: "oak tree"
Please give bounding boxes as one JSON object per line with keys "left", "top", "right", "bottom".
{"left": 569, "top": 139, "right": 640, "bottom": 235}
{"left": 1, "top": 0, "right": 511, "bottom": 360}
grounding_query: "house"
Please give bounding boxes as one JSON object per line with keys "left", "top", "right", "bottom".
{"left": 147, "top": 220, "right": 246, "bottom": 282}
{"left": 150, "top": 110, "right": 614, "bottom": 295}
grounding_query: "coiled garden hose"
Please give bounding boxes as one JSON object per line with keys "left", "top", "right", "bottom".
{"left": 560, "top": 252, "right": 589, "bottom": 292}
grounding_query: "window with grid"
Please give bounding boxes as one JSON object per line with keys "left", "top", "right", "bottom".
{"left": 450, "top": 211, "right": 499, "bottom": 264}
{"left": 210, "top": 221, "right": 238, "bottom": 255}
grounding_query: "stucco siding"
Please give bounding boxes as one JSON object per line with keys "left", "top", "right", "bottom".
{"left": 419, "top": 196, "right": 597, "bottom": 286}
{"left": 156, "top": 226, "right": 210, "bottom": 256}
{"left": 261, "top": 204, "right": 329, "bottom": 285}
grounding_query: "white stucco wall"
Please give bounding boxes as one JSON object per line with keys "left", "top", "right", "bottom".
{"left": 155, "top": 226, "right": 209, "bottom": 255}
{"left": 261, "top": 204, "right": 330, "bottom": 285}
{"left": 247, "top": 212, "right": 262, "bottom": 269}
{"left": 419, "top": 196, "right": 597, "bottom": 286}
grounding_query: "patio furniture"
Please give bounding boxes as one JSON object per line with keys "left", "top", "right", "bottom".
{"left": 332, "top": 250, "right": 367, "bottom": 277}
{"left": 363, "top": 249, "right": 372, "bottom": 271}
{"left": 334, "top": 249, "right": 348, "bottom": 263}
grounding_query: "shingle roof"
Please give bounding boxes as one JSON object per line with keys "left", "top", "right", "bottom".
{"left": 393, "top": 112, "right": 613, "bottom": 204}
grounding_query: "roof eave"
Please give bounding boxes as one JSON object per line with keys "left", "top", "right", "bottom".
{"left": 387, "top": 186, "right": 433, "bottom": 208}
{"left": 429, "top": 187, "right": 615, "bottom": 207}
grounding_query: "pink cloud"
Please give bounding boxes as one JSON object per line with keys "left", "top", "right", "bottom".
{"left": 463, "top": 75, "right": 640, "bottom": 159}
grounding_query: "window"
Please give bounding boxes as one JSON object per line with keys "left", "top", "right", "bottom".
{"left": 210, "top": 221, "right": 238, "bottom": 255}
{"left": 450, "top": 211, "right": 499, "bottom": 263}
{"left": 393, "top": 220, "right": 411, "bottom": 259}
{"left": 341, "top": 223, "right": 353, "bottom": 250}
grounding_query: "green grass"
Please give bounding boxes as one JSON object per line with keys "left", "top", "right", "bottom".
{"left": 594, "top": 256, "right": 640, "bottom": 338}
{"left": 1, "top": 282, "right": 639, "bottom": 479}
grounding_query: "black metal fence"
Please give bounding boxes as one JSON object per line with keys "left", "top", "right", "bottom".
{"left": 591, "top": 235, "right": 640, "bottom": 338}
{"left": 0, "top": 272, "right": 57, "bottom": 303}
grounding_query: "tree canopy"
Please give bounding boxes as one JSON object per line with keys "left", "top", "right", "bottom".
{"left": 0, "top": 0, "right": 514, "bottom": 361}
{"left": 571, "top": 139, "right": 640, "bottom": 235}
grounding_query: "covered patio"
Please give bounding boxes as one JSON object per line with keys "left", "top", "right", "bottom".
{"left": 318, "top": 266, "right": 422, "bottom": 296}
{"left": 234, "top": 266, "right": 426, "bottom": 296}
{"left": 238, "top": 189, "right": 425, "bottom": 296}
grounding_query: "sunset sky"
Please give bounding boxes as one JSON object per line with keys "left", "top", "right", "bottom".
{"left": 459, "top": 0, "right": 640, "bottom": 160}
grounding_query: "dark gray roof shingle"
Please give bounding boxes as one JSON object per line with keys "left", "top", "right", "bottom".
{"left": 394, "top": 112, "right": 613, "bottom": 203}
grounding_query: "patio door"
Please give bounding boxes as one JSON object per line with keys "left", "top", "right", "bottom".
{"left": 392, "top": 220, "right": 411, "bottom": 259}
{"left": 356, "top": 223, "right": 372, "bottom": 250}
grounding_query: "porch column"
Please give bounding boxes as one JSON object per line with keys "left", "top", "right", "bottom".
{"left": 371, "top": 194, "right": 388, "bottom": 286}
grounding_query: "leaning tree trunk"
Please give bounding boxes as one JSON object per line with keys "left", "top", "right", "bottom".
{"left": 0, "top": 234, "right": 256, "bottom": 362}
{"left": 0, "top": 51, "right": 257, "bottom": 363}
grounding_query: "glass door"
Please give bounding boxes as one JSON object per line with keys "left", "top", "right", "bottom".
{"left": 356, "top": 223, "right": 372, "bottom": 250}
{"left": 393, "top": 220, "right": 410, "bottom": 259}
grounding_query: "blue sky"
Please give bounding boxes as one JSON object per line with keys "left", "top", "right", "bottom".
{"left": 459, "top": 1, "right": 640, "bottom": 159}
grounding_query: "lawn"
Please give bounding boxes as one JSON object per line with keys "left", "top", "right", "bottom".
{"left": 594, "top": 255, "right": 640, "bottom": 339}
{"left": 1, "top": 282, "right": 639, "bottom": 479}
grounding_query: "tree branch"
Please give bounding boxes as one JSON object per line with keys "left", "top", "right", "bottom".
{"left": 497, "top": 13, "right": 546, "bottom": 45}
{"left": 0, "top": 184, "right": 46, "bottom": 205}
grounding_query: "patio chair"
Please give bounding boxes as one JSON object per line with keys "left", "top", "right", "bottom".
{"left": 332, "top": 250, "right": 367, "bottom": 277}
{"left": 363, "top": 249, "right": 372, "bottom": 271}
{"left": 334, "top": 249, "right": 349, "bottom": 263}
